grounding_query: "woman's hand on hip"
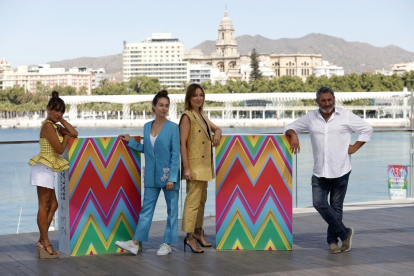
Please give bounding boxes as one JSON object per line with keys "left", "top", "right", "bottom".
{"left": 119, "top": 134, "right": 131, "bottom": 142}
{"left": 184, "top": 168, "right": 192, "bottom": 181}
{"left": 166, "top": 182, "right": 174, "bottom": 190}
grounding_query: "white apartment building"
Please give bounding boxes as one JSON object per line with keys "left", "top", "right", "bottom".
{"left": 2, "top": 64, "right": 93, "bottom": 94}
{"left": 312, "top": 60, "right": 344, "bottom": 78}
{"left": 0, "top": 58, "right": 12, "bottom": 90}
{"left": 90, "top": 68, "right": 114, "bottom": 89}
{"left": 392, "top": 61, "right": 414, "bottom": 76}
{"left": 123, "top": 33, "right": 188, "bottom": 89}
{"left": 240, "top": 62, "right": 275, "bottom": 83}
{"left": 188, "top": 64, "right": 226, "bottom": 84}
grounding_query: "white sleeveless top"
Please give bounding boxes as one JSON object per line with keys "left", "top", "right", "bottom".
{"left": 150, "top": 134, "right": 157, "bottom": 148}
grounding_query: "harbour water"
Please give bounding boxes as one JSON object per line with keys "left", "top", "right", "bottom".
{"left": 0, "top": 126, "right": 410, "bottom": 235}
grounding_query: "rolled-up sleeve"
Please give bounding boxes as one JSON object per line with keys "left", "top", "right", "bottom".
{"left": 283, "top": 113, "right": 310, "bottom": 135}
{"left": 127, "top": 138, "right": 145, "bottom": 153}
{"left": 348, "top": 111, "right": 373, "bottom": 142}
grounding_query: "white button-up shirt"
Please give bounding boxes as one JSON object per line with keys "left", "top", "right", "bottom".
{"left": 283, "top": 107, "right": 373, "bottom": 178}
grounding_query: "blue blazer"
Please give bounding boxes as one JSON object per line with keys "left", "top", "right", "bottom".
{"left": 127, "top": 120, "right": 180, "bottom": 190}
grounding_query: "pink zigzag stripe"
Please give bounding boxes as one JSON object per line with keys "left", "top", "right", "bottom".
{"left": 216, "top": 186, "right": 292, "bottom": 233}
{"left": 217, "top": 136, "right": 291, "bottom": 173}
{"left": 70, "top": 189, "right": 138, "bottom": 238}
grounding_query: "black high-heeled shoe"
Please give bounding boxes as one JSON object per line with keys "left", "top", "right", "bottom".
{"left": 194, "top": 228, "right": 212, "bottom": 247}
{"left": 184, "top": 236, "right": 204, "bottom": 253}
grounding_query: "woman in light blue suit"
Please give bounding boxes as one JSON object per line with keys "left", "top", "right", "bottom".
{"left": 115, "top": 90, "right": 180, "bottom": 256}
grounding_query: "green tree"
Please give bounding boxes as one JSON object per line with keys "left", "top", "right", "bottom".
{"left": 99, "top": 78, "right": 110, "bottom": 89}
{"left": 278, "top": 76, "right": 304, "bottom": 92}
{"left": 345, "top": 73, "right": 362, "bottom": 91}
{"left": 249, "top": 48, "right": 262, "bottom": 83}
{"left": 130, "top": 76, "right": 161, "bottom": 94}
{"left": 268, "top": 77, "right": 281, "bottom": 92}
{"left": 36, "top": 81, "right": 51, "bottom": 96}
{"left": 78, "top": 86, "right": 88, "bottom": 95}
{"left": 226, "top": 79, "right": 250, "bottom": 93}
{"left": 401, "top": 71, "right": 414, "bottom": 90}
{"left": 251, "top": 78, "right": 270, "bottom": 92}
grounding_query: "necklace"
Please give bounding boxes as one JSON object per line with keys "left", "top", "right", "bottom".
{"left": 151, "top": 120, "right": 166, "bottom": 136}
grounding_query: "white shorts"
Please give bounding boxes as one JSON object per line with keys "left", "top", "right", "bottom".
{"left": 30, "top": 163, "right": 55, "bottom": 190}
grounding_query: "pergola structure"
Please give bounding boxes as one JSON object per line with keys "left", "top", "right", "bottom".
{"left": 61, "top": 91, "right": 411, "bottom": 121}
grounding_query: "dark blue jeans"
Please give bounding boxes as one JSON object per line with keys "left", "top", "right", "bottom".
{"left": 312, "top": 171, "right": 351, "bottom": 245}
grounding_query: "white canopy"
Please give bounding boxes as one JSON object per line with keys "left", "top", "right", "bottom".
{"left": 61, "top": 91, "right": 411, "bottom": 105}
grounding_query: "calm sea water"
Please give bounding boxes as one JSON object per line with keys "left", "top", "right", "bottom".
{"left": 0, "top": 126, "right": 410, "bottom": 235}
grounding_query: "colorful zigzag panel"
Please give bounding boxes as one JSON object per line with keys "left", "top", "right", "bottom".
{"left": 67, "top": 137, "right": 141, "bottom": 256}
{"left": 215, "top": 135, "right": 292, "bottom": 250}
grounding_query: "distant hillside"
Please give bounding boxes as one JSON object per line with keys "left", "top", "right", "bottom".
{"left": 44, "top": 33, "right": 414, "bottom": 75}
{"left": 192, "top": 33, "right": 414, "bottom": 74}
{"left": 47, "top": 54, "right": 122, "bottom": 73}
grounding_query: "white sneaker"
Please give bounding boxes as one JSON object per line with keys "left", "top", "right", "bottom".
{"left": 115, "top": 240, "right": 141, "bottom": 255}
{"left": 157, "top": 243, "right": 172, "bottom": 256}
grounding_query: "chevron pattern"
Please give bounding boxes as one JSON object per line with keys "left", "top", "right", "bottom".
{"left": 67, "top": 137, "right": 141, "bottom": 256}
{"left": 215, "top": 135, "right": 292, "bottom": 250}
{"left": 388, "top": 165, "right": 408, "bottom": 189}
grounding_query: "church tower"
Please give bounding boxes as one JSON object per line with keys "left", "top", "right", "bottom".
{"left": 215, "top": 10, "right": 239, "bottom": 58}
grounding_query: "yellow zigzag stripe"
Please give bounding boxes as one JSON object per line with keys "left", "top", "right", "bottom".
{"left": 265, "top": 239, "right": 276, "bottom": 250}
{"left": 216, "top": 137, "right": 292, "bottom": 190}
{"left": 99, "top": 137, "right": 113, "bottom": 148}
{"left": 86, "top": 243, "right": 97, "bottom": 255}
{"left": 217, "top": 209, "right": 291, "bottom": 250}
{"left": 280, "top": 136, "right": 291, "bottom": 154}
{"left": 232, "top": 239, "right": 243, "bottom": 250}
{"left": 246, "top": 135, "right": 261, "bottom": 147}
{"left": 69, "top": 138, "right": 81, "bottom": 159}
{"left": 69, "top": 140, "right": 140, "bottom": 195}
{"left": 71, "top": 212, "right": 134, "bottom": 256}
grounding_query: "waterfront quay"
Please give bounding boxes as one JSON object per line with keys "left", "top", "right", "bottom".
{"left": 1, "top": 199, "right": 413, "bottom": 276}
{"left": 0, "top": 91, "right": 411, "bottom": 128}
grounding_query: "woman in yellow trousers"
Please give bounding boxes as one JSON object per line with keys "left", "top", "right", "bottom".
{"left": 180, "top": 83, "right": 221, "bottom": 253}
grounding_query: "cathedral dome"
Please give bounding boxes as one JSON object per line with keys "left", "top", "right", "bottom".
{"left": 220, "top": 10, "right": 233, "bottom": 26}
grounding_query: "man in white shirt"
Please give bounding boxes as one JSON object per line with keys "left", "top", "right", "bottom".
{"left": 284, "top": 87, "right": 373, "bottom": 254}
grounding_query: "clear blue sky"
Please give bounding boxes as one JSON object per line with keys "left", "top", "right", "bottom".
{"left": 1, "top": 0, "right": 413, "bottom": 67}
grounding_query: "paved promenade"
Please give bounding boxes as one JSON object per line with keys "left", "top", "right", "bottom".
{"left": 0, "top": 199, "right": 413, "bottom": 276}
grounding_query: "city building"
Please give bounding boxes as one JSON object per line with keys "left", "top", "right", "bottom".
{"left": 0, "top": 58, "right": 12, "bottom": 90}
{"left": 1, "top": 63, "right": 93, "bottom": 94}
{"left": 364, "top": 69, "right": 392, "bottom": 76}
{"left": 185, "top": 10, "right": 240, "bottom": 74}
{"left": 90, "top": 68, "right": 115, "bottom": 89}
{"left": 185, "top": 10, "right": 323, "bottom": 82}
{"left": 122, "top": 33, "right": 188, "bottom": 89}
{"left": 312, "top": 60, "right": 345, "bottom": 78}
{"left": 188, "top": 64, "right": 227, "bottom": 84}
{"left": 391, "top": 61, "right": 414, "bottom": 76}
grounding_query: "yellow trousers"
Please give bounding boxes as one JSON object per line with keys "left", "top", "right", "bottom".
{"left": 182, "top": 180, "right": 208, "bottom": 233}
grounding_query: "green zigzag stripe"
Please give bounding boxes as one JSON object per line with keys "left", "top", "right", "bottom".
{"left": 72, "top": 220, "right": 133, "bottom": 256}
{"left": 94, "top": 137, "right": 117, "bottom": 157}
{"left": 275, "top": 136, "right": 292, "bottom": 164}
{"left": 219, "top": 219, "right": 291, "bottom": 250}
{"left": 216, "top": 136, "right": 233, "bottom": 159}
{"left": 70, "top": 139, "right": 86, "bottom": 163}
{"left": 242, "top": 136, "right": 266, "bottom": 155}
